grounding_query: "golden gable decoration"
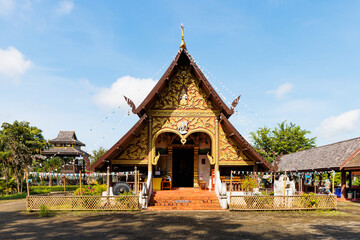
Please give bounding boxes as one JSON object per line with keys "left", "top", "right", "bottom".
{"left": 118, "top": 124, "right": 148, "bottom": 161}
{"left": 219, "top": 125, "right": 250, "bottom": 163}
{"left": 153, "top": 66, "right": 214, "bottom": 111}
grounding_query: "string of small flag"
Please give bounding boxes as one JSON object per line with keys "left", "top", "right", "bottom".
{"left": 28, "top": 171, "right": 139, "bottom": 180}
{"left": 84, "top": 56, "right": 175, "bottom": 152}
{"left": 230, "top": 170, "right": 336, "bottom": 177}
{"left": 193, "top": 58, "right": 263, "bottom": 134}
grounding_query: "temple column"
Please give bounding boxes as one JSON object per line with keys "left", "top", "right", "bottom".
{"left": 341, "top": 171, "right": 346, "bottom": 199}
{"left": 168, "top": 147, "right": 173, "bottom": 180}
{"left": 147, "top": 118, "right": 153, "bottom": 174}
{"left": 349, "top": 171, "right": 352, "bottom": 188}
{"left": 194, "top": 147, "right": 199, "bottom": 187}
{"left": 253, "top": 164, "right": 258, "bottom": 180}
{"left": 215, "top": 119, "right": 219, "bottom": 173}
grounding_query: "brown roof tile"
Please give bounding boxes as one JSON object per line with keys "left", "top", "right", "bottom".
{"left": 49, "top": 131, "right": 85, "bottom": 146}
{"left": 344, "top": 151, "right": 360, "bottom": 169}
{"left": 278, "top": 137, "right": 360, "bottom": 171}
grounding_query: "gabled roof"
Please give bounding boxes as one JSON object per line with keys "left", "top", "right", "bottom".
{"left": 277, "top": 137, "right": 360, "bottom": 172}
{"left": 344, "top": 150, "right": 360, "bottom": 169}
{"left": 220, "top": 113, "right": 273, "bottom": 170}
{"left": 88, "top": 115, "right": 147, "bottom": 171}
{"left": 48, "top": 131, "right": 85, "bottom": 146}
{"left": 133, "top": 49, "right": 234, "bottom": 118}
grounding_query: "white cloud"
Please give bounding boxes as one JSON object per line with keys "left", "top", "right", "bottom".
{"left": 267, "top": 83, "right": 294, "bottom": 99}
{"left": 0, "top": 0, "right": 14, "bottom": 15}
{"left": 94, "top": 76, "right": 157, "bottom": 109}
{"left": 56, "top": 0, "right": 74, "bottom": 15}
{"left": 0, "top": 46, "right": 31, "bottom": 80}
{"left": 316, "top": 109, "right": 360, "bottom": 141}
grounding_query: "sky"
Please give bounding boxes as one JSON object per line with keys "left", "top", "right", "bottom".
{"left": 1, "top": 0, "right": 360, "bottom": 154}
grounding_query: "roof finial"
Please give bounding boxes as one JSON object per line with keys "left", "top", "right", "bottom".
{"left": 180, "top": 23, "right": 186, "bottom": 49}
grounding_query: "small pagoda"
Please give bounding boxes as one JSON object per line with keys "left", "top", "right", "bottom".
{"left": 42, "top": 131, "right": 90, "bottom": 173}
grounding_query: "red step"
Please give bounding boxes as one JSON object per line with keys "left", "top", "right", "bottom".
{"left": 147, "top": 188, "right": 223, "bottom": 211}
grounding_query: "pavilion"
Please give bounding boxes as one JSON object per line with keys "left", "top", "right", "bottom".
{"left": 42, "top": 131, "right": 90, "bottom": 173}
{"left": 276, "top": 137, "right": 360, "bottom": 199}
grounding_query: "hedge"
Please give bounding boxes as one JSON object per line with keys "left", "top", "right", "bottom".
{"left": 0, "top": 185, "right": 89, "bottom": 200}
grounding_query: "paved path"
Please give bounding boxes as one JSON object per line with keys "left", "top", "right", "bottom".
{"left": 0, "top": 199, "right": 360, "bottom": 239}
{"left": 0, "top": 199, "right": 26, "bottom": 212}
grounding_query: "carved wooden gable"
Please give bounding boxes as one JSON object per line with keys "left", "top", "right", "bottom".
{"left": 152, "top": 66, "right": 215, "bottom": 111}
{"left": 219, "top": 125, "right": 252, "bottom": 165}
{"left": 117, "top": 124, "right": 148, "bottom": 161}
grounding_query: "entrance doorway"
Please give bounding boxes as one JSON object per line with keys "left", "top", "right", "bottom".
{"left": 172, "top": 148, "right": 194, "bottom": 187}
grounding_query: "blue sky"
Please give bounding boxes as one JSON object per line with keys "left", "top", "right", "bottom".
{"left": 1, "top": 0, "right": 360, "bottom": 153}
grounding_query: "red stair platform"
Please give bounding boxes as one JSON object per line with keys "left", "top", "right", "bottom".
{"left": 147, "top": 188, "right": 223, "bottom": 211}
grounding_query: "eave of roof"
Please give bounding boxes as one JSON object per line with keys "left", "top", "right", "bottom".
{"left": 133, "top": 49, "right": 234, "bottom": 118}
{"left": 88, "top": 115, "right": 147, "bottom": 171}
{"left": 41, "top": 147, "right": 87, "bottom": 156}
{"left": 219, "top": 113, "right": 273, "bottom": 171}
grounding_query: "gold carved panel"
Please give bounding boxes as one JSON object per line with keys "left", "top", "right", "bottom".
{"left": 219, "top": 125, "right": 251, "bottom": 164}
{"left": 118, "top": 124, "right": 148, "bottom": 161}
{"left": 152, "top": 116, "right": 216, "bottom": 136}
{"left": 152, "top": 66, "right": 215, "bottom": 111}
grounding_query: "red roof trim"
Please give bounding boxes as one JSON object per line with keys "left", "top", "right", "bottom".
{"left": 220, "top": 113, "right": 273, "bottom": 171}
{"left": 340, "top": 147, "right": 360, "bottom": 170}
{"left": 133, "top": 49, "right": 234, "bottom": 118}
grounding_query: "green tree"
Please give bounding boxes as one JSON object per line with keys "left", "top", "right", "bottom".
{"left": 42, "top": 157, "right": 63, "bottom": 186}
{"left": 90, "top": 146, "right": 107, "bottom": 165}
{"left": 250, "top": 121, "right": 316, "bottom": 163}
{"left": 0, "top": 121, "right": 46, "bottom": 192}
{"left": 0, "top": 138, "right": 13, "bottom": 195}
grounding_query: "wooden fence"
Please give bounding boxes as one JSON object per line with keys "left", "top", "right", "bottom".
{"left": 27, "top": 195, "right": 140, "bottom": 211}
{"left": 229, "top": 195, "right": 337, "bottom": 211}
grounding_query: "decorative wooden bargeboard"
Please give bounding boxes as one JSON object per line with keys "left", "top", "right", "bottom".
{"left": 27, "top": 195, "right": 140, "bottom": 211}
{"left": 229, "top": 195, "right": 337, "bottom": 211}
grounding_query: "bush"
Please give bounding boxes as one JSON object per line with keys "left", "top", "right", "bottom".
{"left": 0, "top": 192, "right": 27, "bottom": 200}
{"left": 303, "top": 192, "right": 319, "bottom": 208}
{"left": 73, "top": 184, "right": 107, "bottom": 196}
{"left": 30, "top": 185, "right": 87, "bottom": 194}
{"left": 39, "top": 204, "right": 51, "bottom": 217}
{"left": 242, "top": 176, "right": 257, "bottom": 192}
{"left": 0, "top": 185, "right": 89, "bottom": 200}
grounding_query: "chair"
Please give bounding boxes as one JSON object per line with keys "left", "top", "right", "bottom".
{"left": 162, "top": 180, "right": 172, "bottom": 190}
{"left": 199, "top": 181, "right": 206, "bottom": 190}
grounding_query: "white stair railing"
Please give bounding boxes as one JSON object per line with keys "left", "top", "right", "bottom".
{"left": 139, "top": 171, "right": 152, "bottom": 209}
{"left": 215, "top": 171, "right": 228, "bottom": 209}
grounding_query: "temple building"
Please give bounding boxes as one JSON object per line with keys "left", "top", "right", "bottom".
{"left": 89, "top": 26, "right": 272, "bottom": 190}
{"left": 42, "top": 131, "right": 90, "bottom": 173}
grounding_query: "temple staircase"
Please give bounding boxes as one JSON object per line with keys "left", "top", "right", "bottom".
{"left": 147, "top": 188, "right": 223, "bottom": 210}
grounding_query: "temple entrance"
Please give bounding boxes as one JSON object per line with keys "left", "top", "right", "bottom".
{"left": 172, "top": 148, "right": 194, "bottom": 187}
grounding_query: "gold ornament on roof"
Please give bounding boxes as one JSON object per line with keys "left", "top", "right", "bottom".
{"left": 180, "top": 24, "right": 186, "bottom": 49}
